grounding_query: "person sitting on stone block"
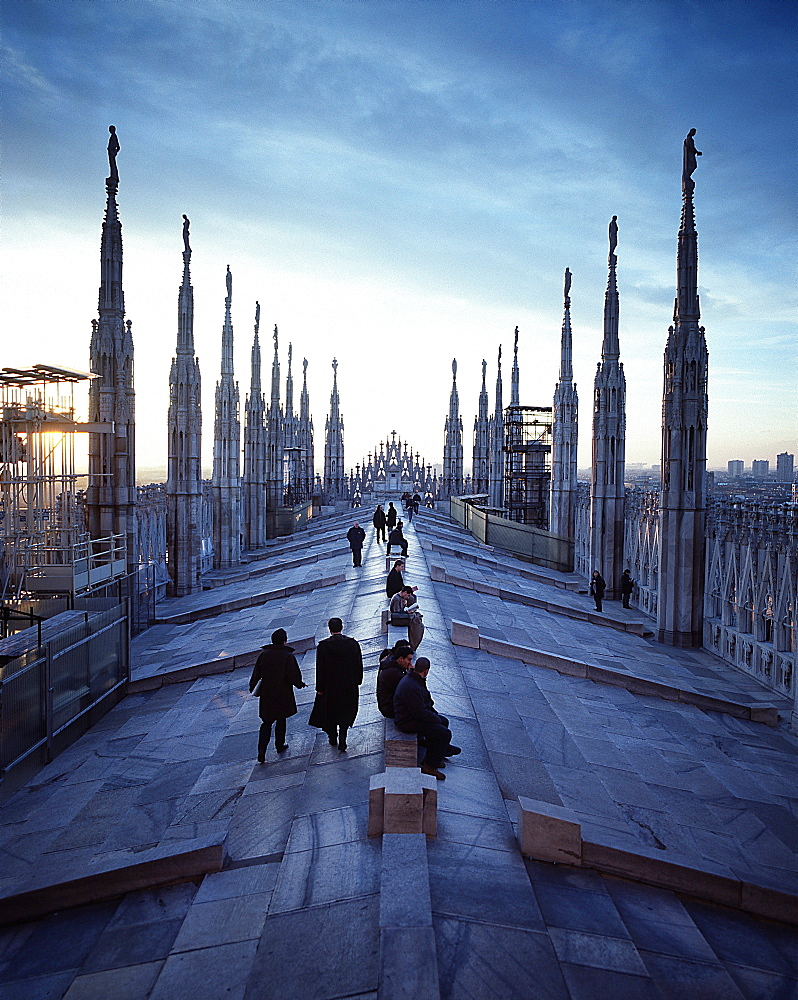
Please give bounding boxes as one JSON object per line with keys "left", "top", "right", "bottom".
{"left": 387, "top": 522, "right": 409, "bottom": 557}
{"left": 376, "top": 643, "right": 413, "bottom": 718}
{"left": 393, "top": 656, "right": 460, "bottom": 780}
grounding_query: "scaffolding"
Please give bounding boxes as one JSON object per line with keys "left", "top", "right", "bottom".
{"left": 503, "top": 404, "right": 552, "bottom": 528}
{"left": 0, "top": 364, "right": 125, "bottom": 606}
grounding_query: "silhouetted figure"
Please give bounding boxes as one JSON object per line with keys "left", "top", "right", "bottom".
{"left": 249, "top": 628, "right": 306, "bottom": 762}
{"left": 309, "top": 618, "right": 363, "bottom": 752}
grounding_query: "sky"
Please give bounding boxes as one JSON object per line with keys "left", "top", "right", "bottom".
{"left": 2, "top": 0, "right": 796, "bottom": 478}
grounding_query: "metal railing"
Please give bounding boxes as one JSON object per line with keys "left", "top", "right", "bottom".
{"left": 0, "top": 602, "right": 129, "bottom": 801}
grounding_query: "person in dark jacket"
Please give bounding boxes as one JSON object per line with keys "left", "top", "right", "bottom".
{"left": 372, "top": 505, "right": 387, "bottom": 543}
{"left": 620, "top": 569, "right": 634, "bottom": 609}
{"left": 393, "top": 657, "right": 460, "bottom": 780}
{"left": 386, "top": 502, "right": 398, "bottom": 531}
{"left": 376, "top": 644, "right": 413, "bottom": 718}
{"left": 386, "top": 559, "right": 406, "bottom": 598}
{"left": 590, "top": 570, "right": 606, "bottom": 612}
{"left": 346, "top": 521, "right": 366, "bottom": 567}
{"left": 387, "top": 522, "right": 408, "bottom": 557}
{"left": 249, "top": 628, "right": 307, "bottom": 763}
{"left": 309, "top": 617, "right": 363, "bottom": 752}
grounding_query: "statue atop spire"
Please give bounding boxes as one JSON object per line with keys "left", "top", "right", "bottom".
{"left": 255, "top": 300, "right": 260, "bottom": 334}
{"left": 226, "top": 265, "right": 232, "bottom": 304}
{"left": 182, "top": 214, "right": 191, "bottom": 256}
{"left": 682, "top": 128, "right": 702, "bottom": 193}
{"left": 107, "top": 125, "right": 120, "bottom": 186}
{"left": 564, "top": 267, "right": 571, "bottom": 306}
{"left": 511, "top": 326, "right": 520, "bottom": 405}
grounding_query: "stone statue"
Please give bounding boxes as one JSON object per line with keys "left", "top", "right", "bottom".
{"left": 332, "top": 357, "right": 338, "bottom": 375}
{"left": 107, "top": 125, "right": 120, "bottom": 183}
{"left": 514, "top": 326, "right": 519, "bottom": 349}
{"left": 452, "top": 358, "right": 457, "bottom": 378}
{"left": 482, "top": 359, "right": 487, "bottom": 379}
{"left": 564, "top": 267, "right": 572, "bottom": 301}
{"left": 609, "top": 216, "right": 618, "bottom": 256}
{"left": 274, "top": 325, "right": 279, "bottom": 350}
{"left": 303, "top": 358, "right": 308, "bottom": 376}
{"left": 682, "top": 128, "right": 702, "bottom": 191}
{"left": 225, "top": 265, "right": 232, "bottom": 301}
{"left": 182, "top": 214, "right": 191, "bottom": 254}
{"left": 255, "top": 301, "right": 260, "bottom": 332}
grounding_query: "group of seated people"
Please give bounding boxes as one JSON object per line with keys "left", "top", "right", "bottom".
{"left": 376, "top": 641, "right": 460, "bottom": 780}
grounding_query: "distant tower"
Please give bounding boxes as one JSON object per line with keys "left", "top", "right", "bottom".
{"left": 242, "top": 303, "right": 267, "bottom": 550}
{"left": 265, "top": 325, "right": 284, "bottom": 514}
{"left": 211, "top": 266, "right": 241, "bottom": 568}
{"left": 283, "top": 344, "right": 299, "bottom": 496}
{"left": 442, "top": 359, "right": 463, "bottom": 496}
{"left": 550, "top": 268, "right": 579, "bottom": 538}
{"left": 590, "top": 217, "right": 626, "bottom": 597}
{"left": 166, "top": 214, "right": 203, "bottom": 595}
{"left": 324, "top": 358, "right": 345, "bottom": 497}
{"left": 87, "top": 125, "right": 137, "bottom": 571}
{"left": 472, "top": 359, "right": 490, "bottom": 494}
{"left": 511, "top": 326, "right": 520, "bottom": 405}
{"left": 489, "top": 346, "right": 504, "bottom": 507}
{"left": 658, "top": 130, "right": 709, "bottom": 647}
{"left": 298, "top": 358, "right": 315, "bottom": 498}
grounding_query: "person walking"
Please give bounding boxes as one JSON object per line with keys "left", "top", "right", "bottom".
{"left": 249, "top": 628, "right": 307, "bottom": 763}
{"left": 309, "top": 617, "right": 363, "bottom": 752}
{"left": 386, "top": 502, "right": 398, "bottom": 531}
{"left": 620, "top": 569, "right": 634, "bottom": 609}
{"left": 372, "top": 504, "right": 387, "bottom": 543}
{"left": 590, "top": 570, "right": 606, "bottom": 612}
{"left": 394, "top": 657, "right": 460, "bottom": 780}
{"left": 347, "top": 521, "right": 366, "bottom": 567}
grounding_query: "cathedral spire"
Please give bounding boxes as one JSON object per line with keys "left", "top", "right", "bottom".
{"left": 658, "top": 129, "right": 709, "bottom": 647}
{"left": 590, "top": 220, "right": 626, "bottom": 596}
{"left": 285, "top": 343, "right": 294, "bottom": 420}
{"left": 242, "top": 301, "right": 267, "bottom": 549}
{"left": 324, "top": 358, "right": 345, "bottom": 498}
{"left": 472, "top": 359, "right": 490, "bottom": 494}
{"left": 167, "top": 214, "right": 203, "bottom": 594}
{"left": 298, "top": 357, "right": 314, "bottom": 499}
{"left": 87, "top": 125, "right": 137, "bottom": 571}
{"left": 511, "top": 326, "right": 520, "bottom": 405}
{"left": 550, "top": 268, "right": 579, "bottom": 539}
{"left": 212, "top": 265, "right": 241, "bottom": 568}
{"left": 270, "top": 324, "right": 280, "bottom": 405}
{"left": 443, "top": 358, "right": 463, "bottom": 496}
{"left": 489, "top": 345, "right": 505, "bottom": 507}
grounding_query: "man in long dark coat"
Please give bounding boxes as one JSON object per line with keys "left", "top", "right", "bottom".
{"left": 386, "top": 502, "right": 398, "bottom": 531}
{"left": 309, "top": 617, "right": 363, "bottom": 752}
{"left": 373, "top": 504, "right": 387, "bottom": 543}
{"left": 249, "top": 628, "right": 306, "bottom": 763}
{"left": 346, "top": 521, "right": 366, "bottom": 567}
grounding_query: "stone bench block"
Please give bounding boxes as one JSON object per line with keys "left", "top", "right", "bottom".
{"left": 385, "top": 721, "right": 419, "bottom": 768}
{"left": 0, "top": 835, "right": 225, "bottom": 926}
{"left": 369, "top": 769, "right": 437, "bottom": 838}
{"left": 429, "top": 565, "right": 446, "bottom": 582}
{"left": 450, "top": 619, "right": 479, "bottom": 648}
{"left": 749, "top": 704, "right": 779, "bottom": 727}
{"left": 381, "top": 608, "right": 390, "bottom": 633}
{"left": 517, "top": 797, "right": 582, "bottom": 865}
{"left": 446, "top": 574, "right": 474, "bottom": 590}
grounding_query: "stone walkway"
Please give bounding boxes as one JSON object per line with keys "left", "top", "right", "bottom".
{"left": 1, "top": 507, "right": 797, "bottom": 999}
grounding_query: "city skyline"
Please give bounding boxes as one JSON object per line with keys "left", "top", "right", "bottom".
{"left": 2, "top": 0, "right": 796, "bottom": 476}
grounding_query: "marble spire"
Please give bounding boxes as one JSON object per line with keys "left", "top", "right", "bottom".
{"left": 265, "top": 324, "right": 284, "bottom": 517}
{"left": 589, "top": 217, "right": 626, "bottom": 598}
{"left": 442, "top": 358, "right": 463, "bottom": 496}
{"left": 472, "top": 359, "right": 490, "bottom": 494}
{"left": 166, "top": 214, "right": 203, "bottom": 595}
{"left": 657, "top": 129, "right": 709, "bottom": 647}
{"left": 211, "top": 266, "right": 241, "bottom": 568}
{"left": 511, "top": 325, "right": 520, "bottom": 405}
{"left": 283, "top": 343, "right": 299, "bottom": 495}
{"left": 242, "top": 302, "right": 267, "bottom": 549}
{"left": 489, "top": 345, "right": 505, "bottom": 507}
{"left": 550, "top": 268, "right": 579, "bottom": 539}
{"left": 324, "top": 358, "right": 345, "bottom": 497}
{"left": 87, "top": 125, "right": 137, "bottom": 571}
{"left": 298, "top": 358, "right": 315, "bottom": 499}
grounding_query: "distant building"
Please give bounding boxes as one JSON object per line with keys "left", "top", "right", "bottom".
{"left": 776, "top": 452, "right": 794, "bottom": 482}
{"left": 752, "top": 460, "right": 769, "bottom": 478}
{"left": 727, "top": 460, "right": 744, "bottom": 478}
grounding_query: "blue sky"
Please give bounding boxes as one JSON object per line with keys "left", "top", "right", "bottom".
{"left": 2, "top": 0, "right": 795, "bottom": 475}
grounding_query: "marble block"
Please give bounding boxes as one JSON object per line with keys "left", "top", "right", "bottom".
{"left": 518, "top": 796, "right": 582, "bottom": 866}
{"left": 369, "top": 770, "right": 438, "bottom": 838}
{"left": 450, "top": 620, "right": 479, "bottom": 649}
